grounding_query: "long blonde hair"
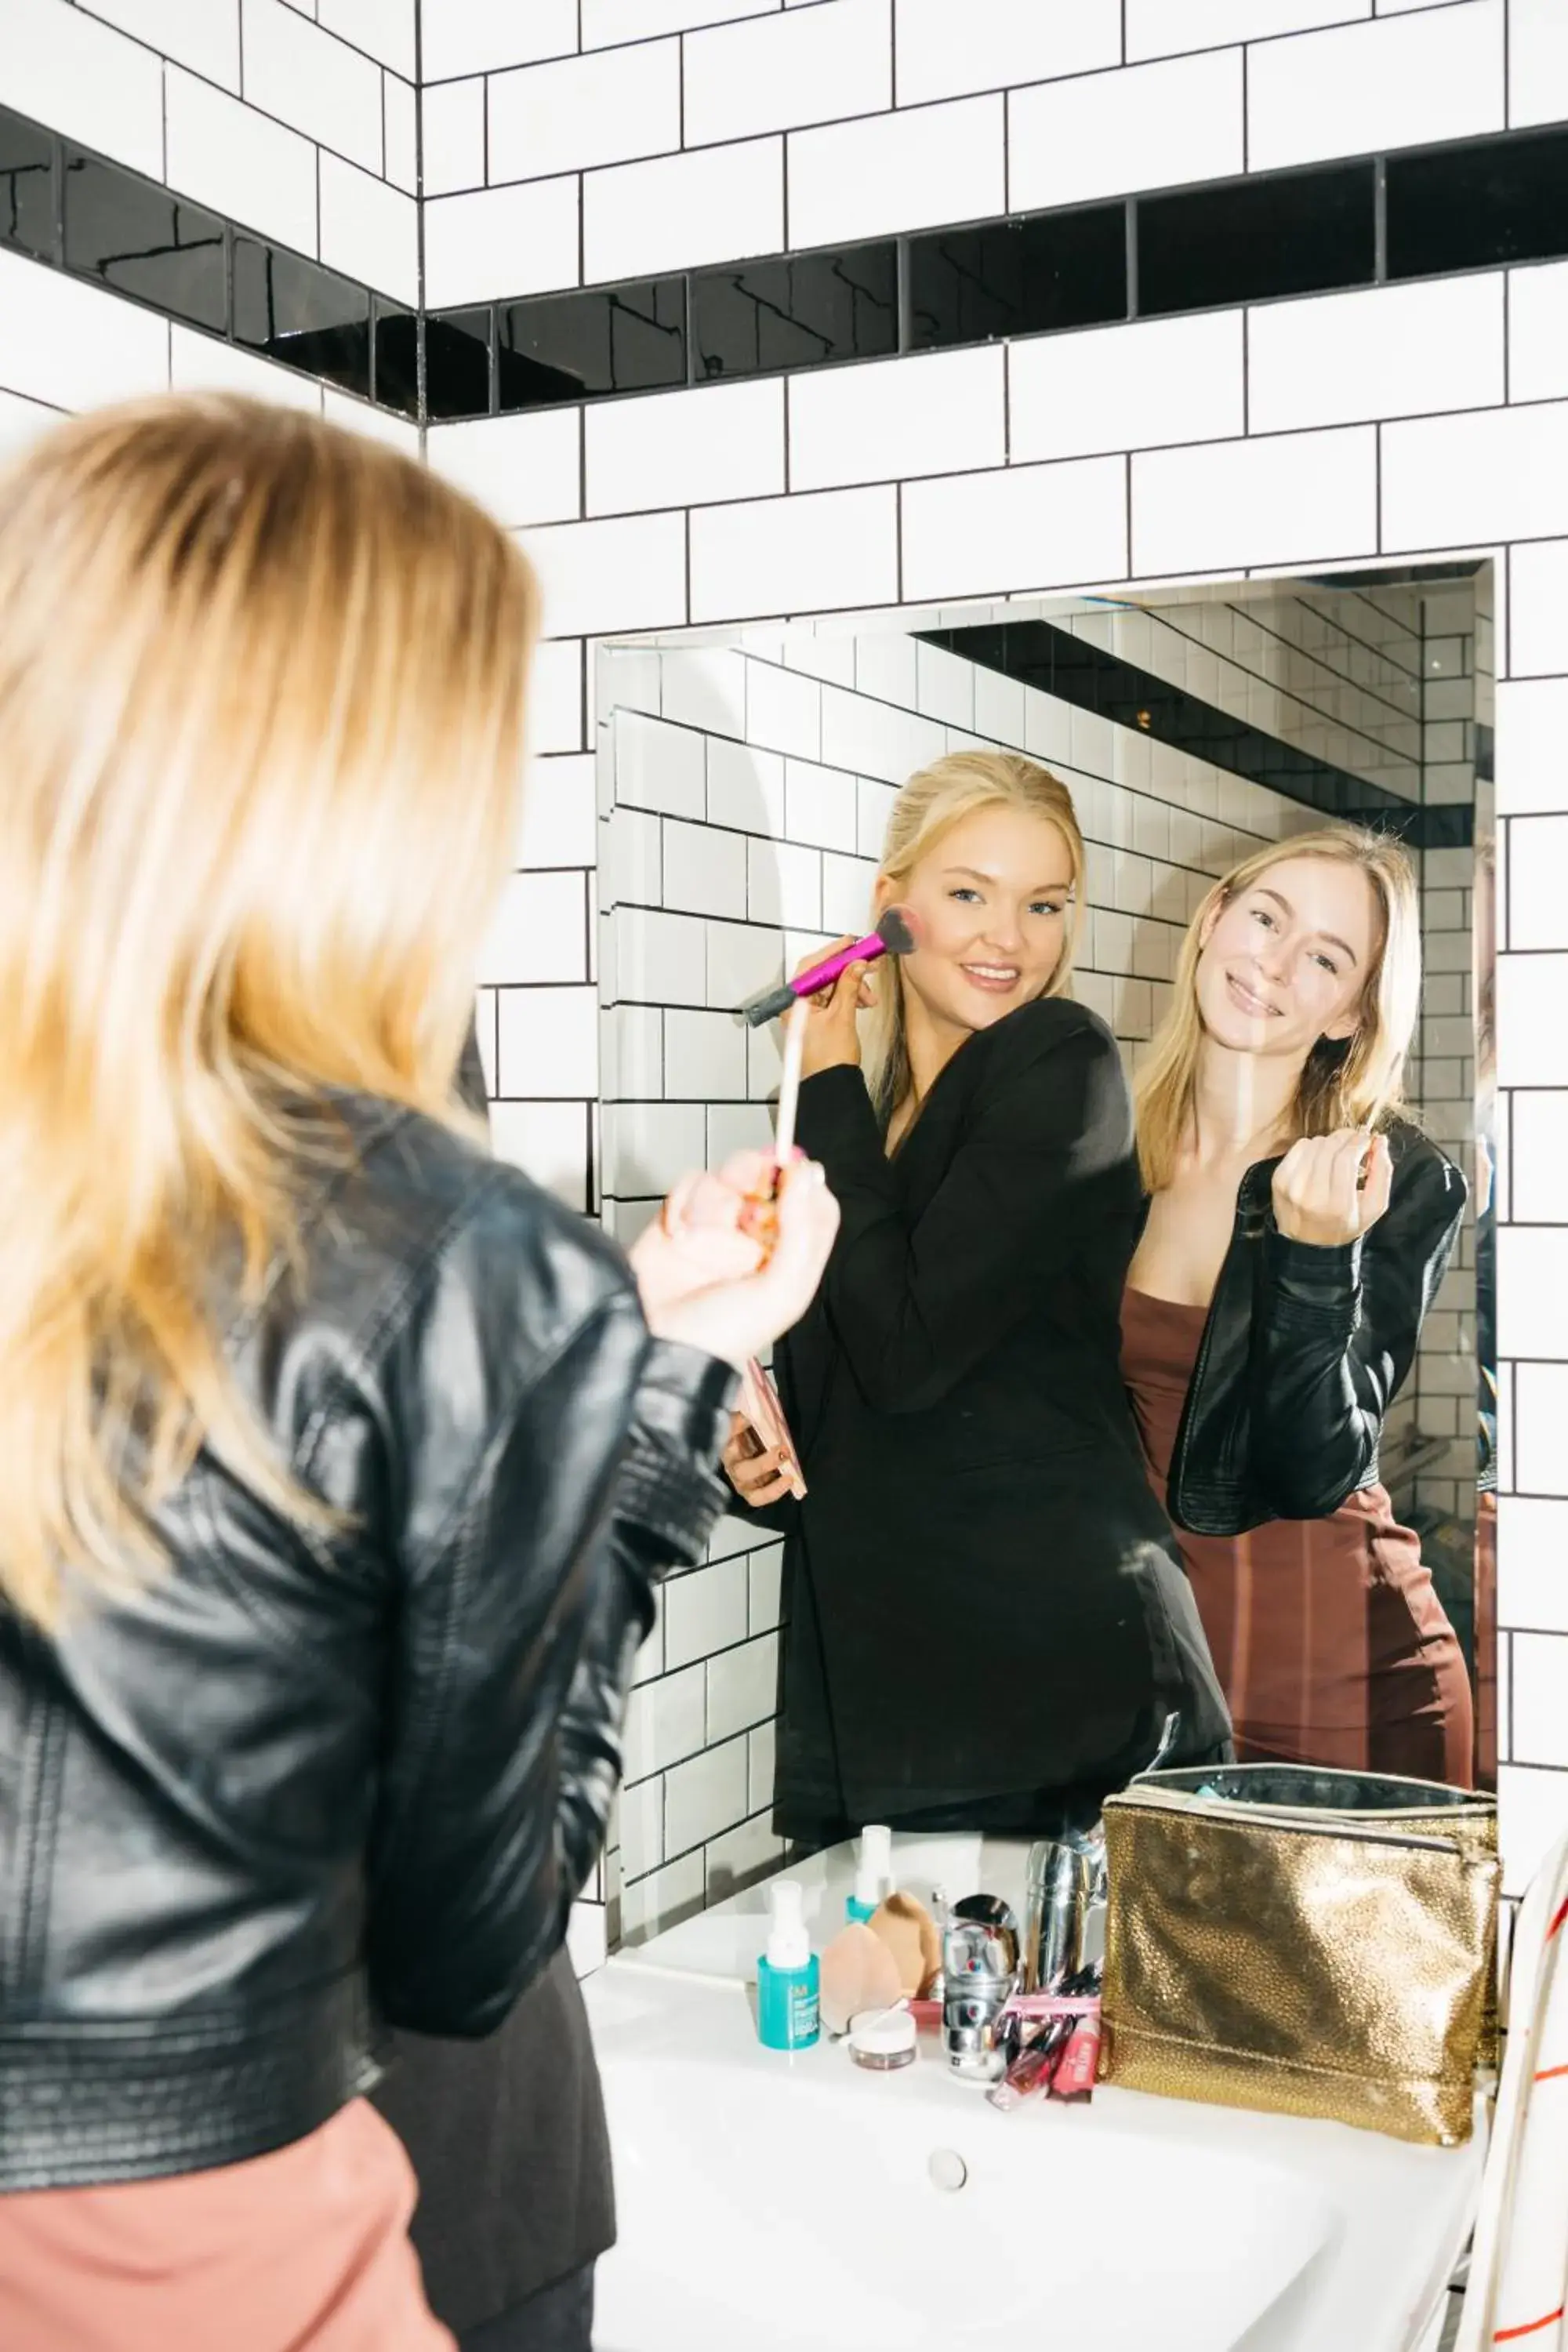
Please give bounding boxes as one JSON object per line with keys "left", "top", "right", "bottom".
{"left": 862, "top": 751, "right": 1085, "bottom": 1127}
{"left": 0, "top": 395, "right": 538, "bottom": 1631}
{"left": 1134, "top": 824, "right": 1420, "bottom": 1192}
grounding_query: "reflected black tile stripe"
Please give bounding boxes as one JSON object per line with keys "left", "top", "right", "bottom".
{"left": 1138, "top": 163, "right": 1375, "bottom": 318}
{"left": 0, "top": 105, "right": 56, "bottom": 266}
{"left": 907, "top": 207, "right": 1126, "bottom": 349}
{"left": 920, "top": 620, "right": 1472, "bottom": 853}
{"left": 691, "top": 247, "right": 897, "bottom": 381}
{"left": 1388, "top": 126, "right": 1568, "bottom": 280}
{"left": 234, "top": 238, "right": 371, "bottom": 401}
{"left": 64, "top": 149, "right": 225, "bottom": 335}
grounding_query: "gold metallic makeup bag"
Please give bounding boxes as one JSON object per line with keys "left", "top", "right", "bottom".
{"left": 1098, "top": 1766, "right": 1500, "bottom": 2147}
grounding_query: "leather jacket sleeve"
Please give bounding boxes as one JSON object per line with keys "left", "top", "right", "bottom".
{"left": 1245, "top": 1141, "right": 1468, "bottom": 1519}
{"left": 365, "top": 1186, "right": 735, "bottom": 2041}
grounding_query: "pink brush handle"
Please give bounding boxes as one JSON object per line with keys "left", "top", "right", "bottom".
{"left": 790, "top": 930, "right": 886, "bottom": 999}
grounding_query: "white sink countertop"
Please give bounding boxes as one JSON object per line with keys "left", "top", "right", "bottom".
{"left": 588, "top": 1836, "right": 1485, "bottom": 2352}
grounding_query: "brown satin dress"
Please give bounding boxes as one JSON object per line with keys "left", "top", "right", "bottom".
{"left": 1120, "top": 1285, "right": 1473, "bottom": 1784}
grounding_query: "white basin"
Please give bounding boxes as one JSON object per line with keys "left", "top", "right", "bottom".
{"left": 587, "top": 1836, "right": 1484, "bottom": 2352}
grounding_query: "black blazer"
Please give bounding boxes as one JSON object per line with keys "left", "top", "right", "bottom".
{"left": 770, "top": 997, "right": 1232, "bottom": 1836}
{"left": 1164, "top": 1119, "right": 1468, "bottom": 1537}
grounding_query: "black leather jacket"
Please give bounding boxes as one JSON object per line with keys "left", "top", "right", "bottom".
{"left": 0, "top": 1095, "right": 736, "bottom": 2192}
{"left": 1165, "top": 1120, "right": 1467, "bottom": 1536}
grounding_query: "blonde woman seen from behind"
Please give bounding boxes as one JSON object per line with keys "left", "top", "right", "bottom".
{"left": 1122, "top": 825, "right": 1473, "bottom": 1781}
{"left": 725, "top": 751, "right": 1232, "bottom": 1846}
{"left": 0, "top": 397, "right": 837, "bottom": 2352}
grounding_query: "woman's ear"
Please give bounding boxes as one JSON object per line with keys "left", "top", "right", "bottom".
{"left": 1196, "top": 889, "right": 1227, "bottom": 953}
{"left": 871, "top": 871, "right": 895, "bottom": 920}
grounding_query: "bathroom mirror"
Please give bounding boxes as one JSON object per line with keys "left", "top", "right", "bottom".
{"left": 594, "top": 568, "right": 1493, "bottom": 1931}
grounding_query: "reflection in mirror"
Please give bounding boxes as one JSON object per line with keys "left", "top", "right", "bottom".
{"left": 597, "top": 569, "right": 1492, "bottom": 1931}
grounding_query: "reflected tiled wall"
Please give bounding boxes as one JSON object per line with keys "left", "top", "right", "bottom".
{"left": 590, "top": 615, "right": 1481, "bottom": 1942}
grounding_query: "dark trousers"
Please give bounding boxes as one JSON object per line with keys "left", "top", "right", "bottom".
{"left": 459, "top": 2262, "right": 594, "bottom": 2352}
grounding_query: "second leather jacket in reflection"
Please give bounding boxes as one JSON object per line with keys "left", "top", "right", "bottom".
{"left": 1161, "top": 1120, "right": 1468, "bottom": 1538}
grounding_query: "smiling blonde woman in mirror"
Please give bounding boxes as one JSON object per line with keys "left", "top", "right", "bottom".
{"left": 724, "top": 748, "right": 1232, "bottom": 1849}
{"left": 1123, "top": 824, "right": 1475, "bottom": 1784}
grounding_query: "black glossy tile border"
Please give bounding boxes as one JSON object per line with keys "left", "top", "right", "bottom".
{"left": 4, "top": 92, "right": 1566, "bottom": 456}
{"left": 0, "top": 100, "right": 400, "bottom": 417}
{"left": 920, "top": 620, "right": 1474, "bottom": 853}
{"left": 426, "top": 121, "right": 1568, "bottom": 424}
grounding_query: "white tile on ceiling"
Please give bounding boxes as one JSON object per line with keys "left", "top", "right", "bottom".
{"left": 1514, "top": 1364, "right": 1568, "bottom": 1498}
{"left": 684, "top": 0, "right": 891, "bottom": 147}
{"left": 0, "top": 0, "right": 165, "bottom": 181}
{"left": 318, "top": 0, "right": 416, "bottom": 77}
{"left": 0, "top": 385, "right": 61, "bottom": 460}
{"left": 1247, "top": 275, "right": 1504, "bottom": 434}
{"left": 165, "top": 67, "right": 319, "bottom": 254}
{"left": 1508, "top": 541, "right": 1568, "bottom": 678}
{"left": 584, "top": 139, "right": 785, "bottom": 284}
{"left": 318, "top": 154, "right": 419, "bottom": 305}
{"left": 383, "top": 68, "right": 418, "bottom": 194}
{"left": 1009, "top": 311, "right": 1244, "bottom": 465}
{"left": 895, "top": 0, "right": 1120, "bottom": 107}
{"left": 487, "top": 1101, "right": 590, "bottom": 1210}
{"left": 1127, "top": 0, "right": 1370, "bottom": 60}
{"left": 1134, "top": 426, "right": 1377, "bottom": 576}
{"left": 613, "top": 711, "right": 708, "bottom": 820}
{"left": 78, "top": 0, "right": 240, "bottom": 89}
{"left": 421, "top": 0, "right": 578, "bottom": 80}
{"left": 663, "top": 1737, "right": 750, "bottom": 1857}
{"left": 1497, "top": 953, "right": 1568, "bottom": 1086}
{"left": 488, "top": 41, "right": 681, "bottom": 184}
{"left": 320, "top": 389, "right": 419, "bottom": 453}
{"left": 1498, "top": 1229, "right": 1568, "bottom": 1363}
{"left": 168, "top": 321, "right": 319, "bottom": 407}
{"left": 746, "top": 661, "right": 822, "bottom": 758}
{"left": 1495, "top": 679, "right": 1568, "bottom": 816}
{"left": 689, "top": 485, "right": 899, "bottom": 623}
{"left": 1508, "top": 0, "right": 1568, "bottom": 130}
{"left": 784, "top": 758, "right": 860, "bottom": 852}
{"left": 787, "top": 347, "right": 1005, "bottom": 492}
{"left": 428, "top": 409, "right": 583, "bottom": 529}
{"left": 664, "top": 1008, "right": 748, "bottom": 1102}
{"left": 519, "top": 751, "right": 596, "bottom": 866}
{"left": 1508, "top": 260, "right": 1568, "bottom": 405}
{"left": 662, "top": 819, "right": 750, "bottom": 920}
{"left": 586, "top": 379, "right": 785, "bottom": 518}
{"left": 1507, "top": 819, "right": 1568, "bottom": 949}
{"left": 709, "top": 739, "right": 786, "bottom": 835}
{"left": 1246, "top": 0, "right": 1504, "bottom": 172}
{"left": 1381, "top": 401, "right": 1568, "bottom": 557}
{"left": 423, "top": 176, "right": 580, "bottom": 307}
{"left": 495, "top": 984, "right": 599, "bottom": 1097}
{"left": 901, "top": 455, "right": 1128, "bottom": 602}
{"left": 526, "top": 511, "right": 688, "bottom": 641}
{"left": 477, "top": 870, "right": 588, "bottom": 985}
{"left": 586, "top": 0, "right": 779, "bottom": 42}
{"left": 1510, "top": 1097, "right": 1568, "bottom": 1227}
{"left": 242, "top": 0, "right": 386, "bottom": 176}
{"left": 787, "top": 93, "right": 1004, "bottom": 249}
{"left": 1008, "top": 48, "right": 1243, "bottom": 212}
{"left": 420, "top": 78, "right": 485, "bottom": 198}
{"left": 0, "top": 246, "right": 169, "bottom": 412}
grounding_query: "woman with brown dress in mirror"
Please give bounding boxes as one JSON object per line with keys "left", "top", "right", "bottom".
{"left": 1122, "top": 825, "right": 1474, "bottom": 1783}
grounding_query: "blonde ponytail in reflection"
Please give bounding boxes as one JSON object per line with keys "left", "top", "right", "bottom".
{"left": 0, "top": 395, "right": 538, "bottom": 1632}
{"left": 1134, "top": 824, "right": 1421, "bottom": 1196}
{"left": 862, "top": 752, "right": 1086, "bottom": 1129}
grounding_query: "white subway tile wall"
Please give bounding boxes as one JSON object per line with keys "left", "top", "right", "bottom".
{"left": 6, "top": 0, "right": 1563, "bottom": 1973}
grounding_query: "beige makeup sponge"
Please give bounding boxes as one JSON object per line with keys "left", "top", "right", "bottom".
{"left": 819, "top": 1922, "right": 902, "bottom": 2036}
{"left": 868, "top": 1892, "right": 943, "bottom": 1998}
